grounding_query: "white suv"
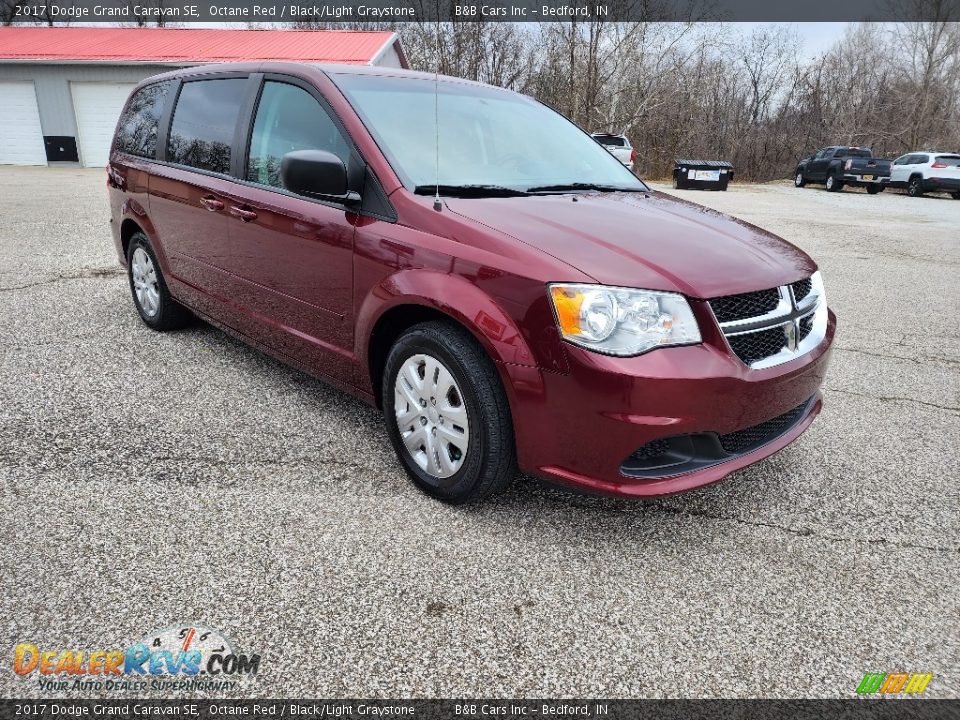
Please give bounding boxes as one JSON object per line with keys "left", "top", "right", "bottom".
{"left": 591, "top": 133, "right": 635, "bottom": 170}
{"left": 889, "top": 151, "right": 960, "bottom": 198}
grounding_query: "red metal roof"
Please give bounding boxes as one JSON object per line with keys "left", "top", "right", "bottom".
{"left": 0, "top": 27, "right": 404, "bottom": 66}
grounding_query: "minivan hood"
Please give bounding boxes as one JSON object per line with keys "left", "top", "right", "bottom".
{"left": 444, "top": 191, "right": 815, "bottom": 298}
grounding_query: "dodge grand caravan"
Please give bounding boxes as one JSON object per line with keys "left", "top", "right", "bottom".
{"left": 108, "top": 63, "right": 836, "bottom": 504}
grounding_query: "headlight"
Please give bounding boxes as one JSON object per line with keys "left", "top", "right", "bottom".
{"left": 548, "top": 283, "right": 701, "bottom": 356}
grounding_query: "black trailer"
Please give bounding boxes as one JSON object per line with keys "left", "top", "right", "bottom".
{"left": 673, "top": 159, "right": 734, "bottom": 190}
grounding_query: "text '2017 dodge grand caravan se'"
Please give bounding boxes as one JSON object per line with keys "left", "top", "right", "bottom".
{"left": 108, "top": 63, "right": 835, "bottom": 504}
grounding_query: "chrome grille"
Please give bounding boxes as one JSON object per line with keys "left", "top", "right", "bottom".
{"left": 728, "top": 327, "right": 788, "bottom": 365}
{"left": 709, "top": 288, "right": 780, "bottom": 324}
{"left": 710, "top": 275, "right": 826, "bottom": 369}
{"left": 792, "top": 278, "right": 813, "bottom": 302}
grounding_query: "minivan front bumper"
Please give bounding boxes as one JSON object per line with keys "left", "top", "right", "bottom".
{"left": 504, "top": 309, "right": 836, "bottom": 497}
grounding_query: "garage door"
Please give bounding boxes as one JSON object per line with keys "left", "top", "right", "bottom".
{"left": 0, "top": 82, "right": 47, "bottom": 166}
{"left": 71, "top": 82, "right": 137, "bottom": 167}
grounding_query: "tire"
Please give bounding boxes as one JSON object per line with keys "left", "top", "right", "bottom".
{"left": 672, "top": 175, "right": 680, "bottom": 189}
{"left": 907, "top": 177, "right": 924, "bottom": 197}
{"left": 382, "top": 320, "right": 515, "bottom": 504}
{"left": 825, "top": 174, "right": 843, "bottom": 192}
{"left": 866, "top": 184, "right": 884, "bottom": 194}
{"left": 952, "top": 191, "right": 960, "bottom": 200}
{"left": 794, "top": 170, "right": 806, "bottom": 188}
{"left": 126, "top": 232, "right": 191, "bottom": 331}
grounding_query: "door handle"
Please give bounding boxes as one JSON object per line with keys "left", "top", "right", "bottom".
{"left": 230, "top": 205, "right": 258, "bottom": 222}
{"left": 200, "top": 196, "right": 224, "bottom": 212}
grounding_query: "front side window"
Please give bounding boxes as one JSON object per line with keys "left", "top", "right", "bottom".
{"left": 334, "top": 74, "right": 644, "bottom": 192}
{"left": 116, "top": 81, "right": 172, "bottom": 158}
{"left": 167, "top": 78, "right": 247, "bottom": 174}
{"left": 246, "top": 81, "right": 350, "bottom": 189}
{"left": 893, "top": 155, "right": 909, "bottom": 165}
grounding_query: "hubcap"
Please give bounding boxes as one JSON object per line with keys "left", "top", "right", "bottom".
{"left": 796, "top": 173, "right": 802, "bottom": 185}
{"left": 826, "top": 176, "right": 834, "bottom": 189}
{"left": 131, "top": 247, "right": 160, "bottom": 318}
{"left": 394, "top": 353, "right": 470, "bottom": 479}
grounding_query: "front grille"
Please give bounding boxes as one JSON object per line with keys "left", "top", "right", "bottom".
{"left": 727, "top": 327, "right": 786, "bottom": 365}
{"left": 798, "top": 314, "right": 814, "bottom": 342}
{"left": 629, "top": 438, "right": 670, "bottom": 462}
{"left": 718, "top": 400, "right": 809, "bottom": 454}
{"left": 709, "top": 288, "right": 780, "bottom": 324}
{"left": 792, "top": 278, "right": 813, "bottom": 302}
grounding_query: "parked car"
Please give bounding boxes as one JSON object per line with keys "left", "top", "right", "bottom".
{"left": 794, "top": 146, "right": 891, "bottom": 193}
{"left": 108, "top": 63, "right": 835, "bottom": 504}
{"left": 591, "top": 133, "right": 635, "bottom": 170}
{"left": 888, "top": 151, "right": 960, "bottom": 198}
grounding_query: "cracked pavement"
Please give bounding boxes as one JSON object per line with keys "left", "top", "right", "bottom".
{"left": 1, "top": 168, "right": 957, "bottom": 699}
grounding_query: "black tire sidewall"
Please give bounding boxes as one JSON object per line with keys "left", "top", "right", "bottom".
{"left": 795, "top": 171, "right": 805, "bottom": 187}
{"left": 908, "top": 179, "right": 922, "bottom": 197}
{"left": 382, "top": 323, "right": 511, "bottom": 503}
{"left": 126, "top": 233, "right": 186, "bottom": 330}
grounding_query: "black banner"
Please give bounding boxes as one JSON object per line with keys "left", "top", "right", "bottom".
{"left": 0, "top": 700, "right": 958, "bottom": 720}
{"left": 7, "top": 0, "right": 960, "bottom": 24}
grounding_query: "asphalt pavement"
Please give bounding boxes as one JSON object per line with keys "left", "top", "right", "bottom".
{"left": 0, "top": 168, "right": 957, "bottom": 698}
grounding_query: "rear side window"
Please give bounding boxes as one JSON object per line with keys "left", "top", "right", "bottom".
{"left": 167, "top": 78, "right": 247, "bottom": 174}
{"left": 115, "top": 81, "right": 172, "bottom": 158}
{"left": 246, "top": 81, "right": 350, "bottom": 189}
{"left": 595, "top": 135, "right": 626, "bottom": 147}
{"left": 935, "top": 155, "right": 960, "bottom": 167}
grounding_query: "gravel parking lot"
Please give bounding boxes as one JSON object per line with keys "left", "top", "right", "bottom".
{"left": 1, "top": 167, "right": 957, "bottom": 699}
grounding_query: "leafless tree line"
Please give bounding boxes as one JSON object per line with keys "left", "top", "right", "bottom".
{"left": 297, "top": 7, "right": 959, "bottom": 180}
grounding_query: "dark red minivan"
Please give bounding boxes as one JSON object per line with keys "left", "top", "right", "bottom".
{"left": 108, "top": 62, "right": 835, "bottom": 503}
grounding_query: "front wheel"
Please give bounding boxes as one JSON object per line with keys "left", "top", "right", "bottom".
{"left": 908, "top": 177, "right": 924, "bottom": 197}
{"left": 952, "top": 191, "right": 960, "bottom": 200}
{"left": 794, "top": 171, "right": 806, "bottom": 188}
{"left": 383, "top": 321, "right": 515, "bottom": 504}
{"left": 867, "top": 184, "right": 884, "bottom": 195}
{"left": 825, "top": 174, "right": 843, "bottom": 192}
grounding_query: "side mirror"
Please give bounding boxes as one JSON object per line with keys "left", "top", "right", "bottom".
{"left": 280, "top": 150, "right": 360, "bottom": 205}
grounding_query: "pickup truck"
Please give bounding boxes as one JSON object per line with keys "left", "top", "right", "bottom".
{"left": 794, "top": 146, "right": 891, "bottom": 194}
{"left": 591, "top": 133, "right": 635, "bottom": 170}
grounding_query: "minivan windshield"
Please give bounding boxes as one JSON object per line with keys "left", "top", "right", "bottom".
{"left": 333, "top": 74, "right": 646, "bottom": 195}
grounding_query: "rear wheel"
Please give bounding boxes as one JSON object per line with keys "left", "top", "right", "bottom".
{"left": 825, "top": 174, "right": 843, "bottom": 192}
{"left": 383, "top": 320, "right": 515, "bottom": 504}
{"left": 907, "top": 177, "right": 924, "bottom": 197}
{"left": 126, "top": 233, "right": 191, "bottom": 331}
{"left": 794, "top": 170, "right": 806, "bottom": 188}
{"left": 867, "top": 184, "right": 884, "bottom": 194}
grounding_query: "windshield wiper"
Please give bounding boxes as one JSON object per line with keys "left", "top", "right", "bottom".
{"left": 525, "top": 182, "right": 645, "bottom": 194}
{"left": 413, "top": 184, "right": 529, "bottom": 198}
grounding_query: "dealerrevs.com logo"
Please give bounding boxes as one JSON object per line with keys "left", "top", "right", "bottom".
{"left": 13, "top": 623, "right": 260, "bottom": 693}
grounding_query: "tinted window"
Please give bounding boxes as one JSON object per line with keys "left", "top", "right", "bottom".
{"left": 934, "top": 155, "right": 960, "bottom": 167}
{"left": 246, "top": 81, "right": 350, "bottom": 189}
{"left": 167, "top": 78, "right": 247, "bottom": 174}
{"left": 115, "top": 81, "right": 172, "bottom": 158}
{"left": 893, "top": 155, "right": 909, "bottom": 165}
{"left": 594, "top": 135, "right": 626, "bottom": 147}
